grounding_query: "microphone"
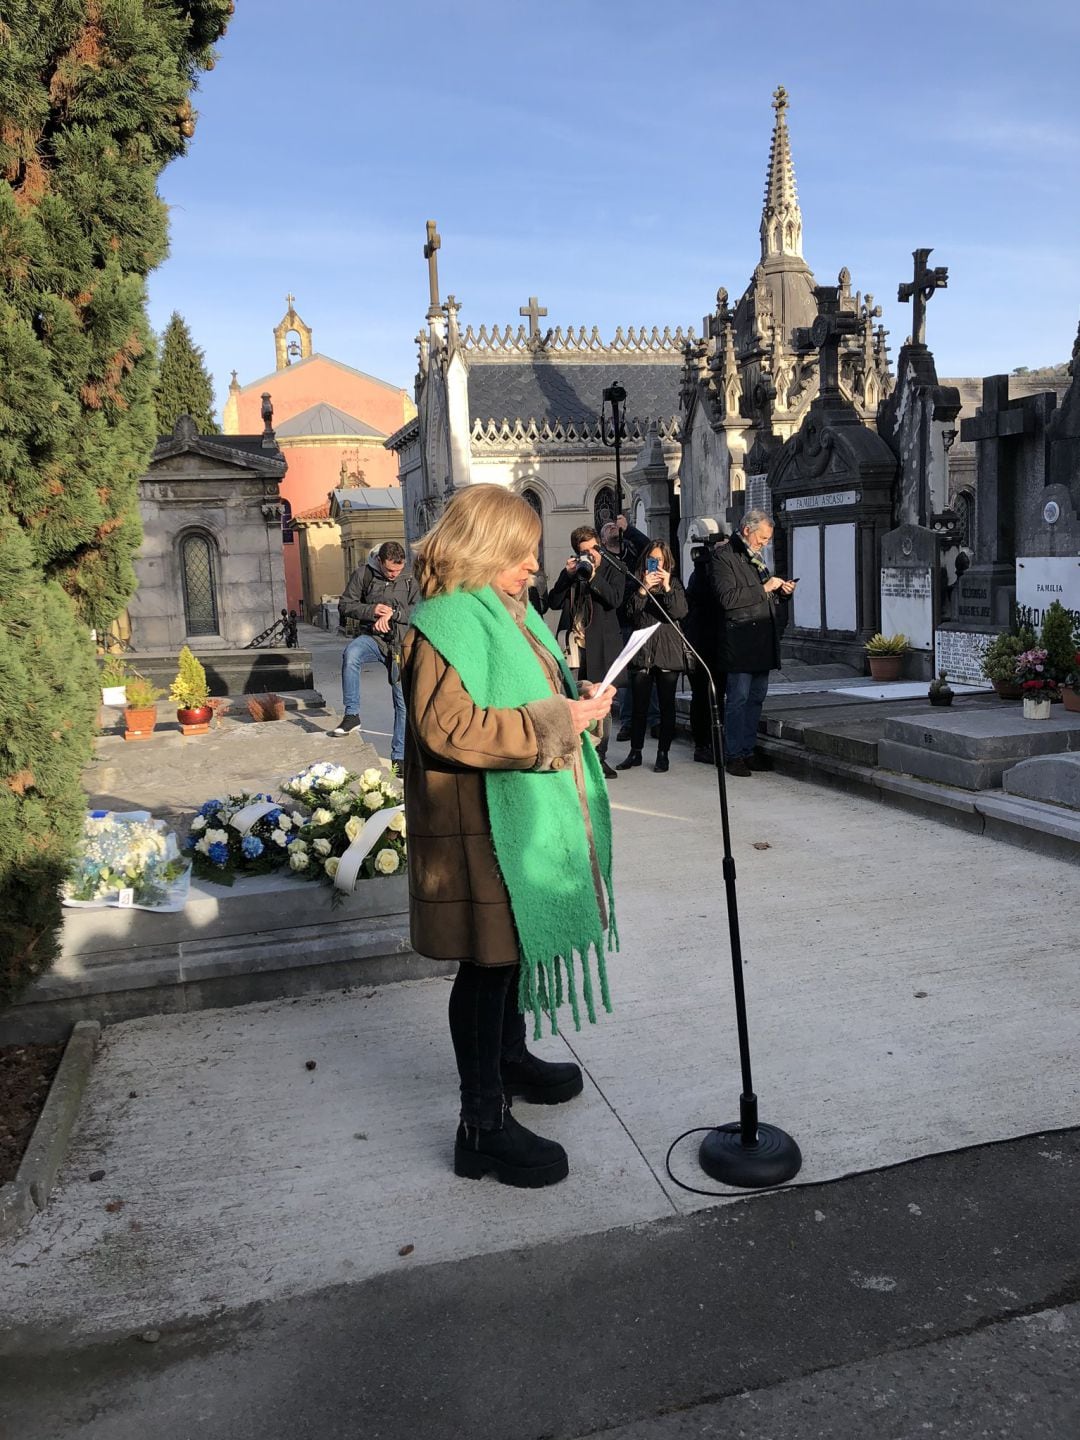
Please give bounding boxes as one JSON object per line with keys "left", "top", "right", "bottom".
{"left": 603, "top": 542, "right": 801, "bottom": 1191}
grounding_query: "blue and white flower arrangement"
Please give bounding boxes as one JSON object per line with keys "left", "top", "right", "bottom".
{"left": 281, "top": 764, "right": 405, "bottom": 888}
{"left": 185, "top": 793, "right": 306, "bottom": 886}
{"left": 63, "top": 811, "right": 190, "bottom": 910}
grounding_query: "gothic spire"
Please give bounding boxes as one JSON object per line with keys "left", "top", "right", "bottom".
{"left": 760, "top": 85, "right": 803, "bottom": 264}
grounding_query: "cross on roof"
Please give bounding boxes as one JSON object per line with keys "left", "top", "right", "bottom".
{"left": 810, "top": 286, "right": 861, "bottom": 399}
{"left": 519, "top": 296, "right": 548, "bottom": 340}
{"left": 285, "top": 293, "right": 296, "bottom": 310}
{"left": 423, "top": 220, "right": 442, "bottom": 315}
{"left": 897, "top": 248, "right": 948, "bottom": 348}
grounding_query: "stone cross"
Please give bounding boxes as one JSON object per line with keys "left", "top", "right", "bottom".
{"left": 423, "top": 220, "right": 441, "bottom": 315}
{"left": 810, "top": 286, "right": 861, "bottom": 400}
{"left": 897, "top": 248, "right": 948, "bottom": 348}
{"left": 519, "top": 296, "right": 548, "bottom": 340}
{"left": 285, "top": 293, "right": 295, "bottom": 310}
{"left": 960, "top": 374, "right": 1033, "bottom": 566}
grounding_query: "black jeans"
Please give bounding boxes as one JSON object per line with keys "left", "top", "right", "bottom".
{"left": 689, "top": 660, "right": 724, "bottom": 750}
{"left": 448, "top": 961, "right": 527, "bottom": 1128}
{"left": 629, "top": 668, "right": 679, "bottom": 751}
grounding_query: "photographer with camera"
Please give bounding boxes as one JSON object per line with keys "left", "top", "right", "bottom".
{"left": 333, "top": 540, "right": 418, "bottom": 766}
{"left": 548, "top": 525, "right": 627, "bottom": 779}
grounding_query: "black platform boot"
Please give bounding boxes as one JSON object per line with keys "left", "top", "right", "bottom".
{"left": 454, "top": 1108, "right": 569, "bottom": 1187}
{"left": 502, "top": 1049, "right": 584, "bottom": 1105}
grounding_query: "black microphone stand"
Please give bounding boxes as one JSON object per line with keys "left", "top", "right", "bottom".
{"left": 602, "top": 548, "right": 802, "bottom": 1188}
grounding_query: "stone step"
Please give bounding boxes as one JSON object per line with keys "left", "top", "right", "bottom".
{"left": 880, "top": 709, "right": 1080, "bottom": 790}
{"left": 0, "top": 875, "right": 448, "bottom": 1044}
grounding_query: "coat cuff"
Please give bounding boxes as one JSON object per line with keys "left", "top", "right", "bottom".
{"left": 524, "top": 696, "right": 577, "bottom": 774}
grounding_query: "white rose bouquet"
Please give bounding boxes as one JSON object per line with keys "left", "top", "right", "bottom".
{"left": 279, "top": 764, "right": 405, "bottom": 888}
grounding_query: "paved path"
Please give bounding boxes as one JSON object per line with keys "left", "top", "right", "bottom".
{"left": 3, "top": 624, "right": 1078, "bottom": 1432}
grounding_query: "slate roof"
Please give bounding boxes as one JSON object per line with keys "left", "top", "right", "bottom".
{"left": 150, "top": 423, "right": 285, "bottom": 476}
{"left": 466, "top": 360, "right": 683, "bottom": 427}
{"left": 275, "top": 403, "right": 386, "bottom": 439}
{"left": 331, "top": 485, "right": 402, "bottom": 512}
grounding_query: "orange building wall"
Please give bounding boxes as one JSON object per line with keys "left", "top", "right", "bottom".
{"left": 233, "top": 356, "right": 410, "bottom": 439}
{"left": 231, "top": 354, "right": 411, "bottom": 611}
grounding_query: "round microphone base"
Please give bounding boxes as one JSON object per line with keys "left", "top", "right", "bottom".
{"left": 698, "top": 1122, "right": 802, "bottom": 1189}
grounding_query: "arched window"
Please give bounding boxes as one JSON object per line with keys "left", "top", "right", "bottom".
{"left": 181, "top": 533, "right": 220, "bottom": 637}
{"left": 593, "top": 485, "right": 617, "bottom": 533}
{"left": 280, "top": 497, "right": 294, "bottom": 544}
{"left": 522, "top": 486, "right": 545, "bottom": 573}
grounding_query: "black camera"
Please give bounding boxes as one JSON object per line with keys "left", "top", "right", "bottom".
{"left": 575, "top": 552, "right": 596, "bottom": 581}
{"left": 690, "top": 531, "right": 726, "bottom": 565}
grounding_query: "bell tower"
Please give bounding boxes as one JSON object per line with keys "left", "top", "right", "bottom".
{"left": 273, "top": 294, "right": 313, "bottom": 370}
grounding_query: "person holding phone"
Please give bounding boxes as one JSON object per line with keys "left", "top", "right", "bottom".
{"left": 616, "top": 541, "right": 688, "bottom": 774}
{"left": 707, "top": 510, "right": 796, "bottom": 777}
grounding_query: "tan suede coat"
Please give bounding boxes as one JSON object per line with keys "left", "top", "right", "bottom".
{"left": 401, "top": 595, "right": 589, "bottom": 966}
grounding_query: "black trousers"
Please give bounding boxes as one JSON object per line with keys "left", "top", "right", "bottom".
{"left": 448, "top": 961, "right": 527, "bottom": 1128}
{"left": 629, "top": 668, "right": 679, "bottom": 751}
{"left": 689, "top": 660, "right": 724, "bottom": 750}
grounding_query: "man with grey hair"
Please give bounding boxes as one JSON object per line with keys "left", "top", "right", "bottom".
{"left": 706, "top": 509, "right": 796, "bottom": 777}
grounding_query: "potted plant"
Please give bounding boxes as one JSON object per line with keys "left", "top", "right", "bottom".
{"left": 169, "top": 645, "right": 213, "bottom": 735}
{"left": 99, "top": 654, "right": 128, "bottom": 708}
{"left": 1040, "top": 600, "right": 1078, "bottom": 700}
{"left": 1062, "top": 651, "right": 1080, "bottom": 714}
{"left": 1015, "top": 647, "right": 1057, "bottom": 720}
{"left": 927, "top": 670, "right": 954, "bottom": 707}
{"left": 123, "top": 675, "right": 165, "bottom": 741}
{"left": 865, "top": 633, "right": 909, "bottom": 682}
{"left": 979, "top": 626, "right": 1035, "bottom": 699}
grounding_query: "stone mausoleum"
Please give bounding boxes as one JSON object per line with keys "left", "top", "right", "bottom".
{"left": 125, "top": 412, "right": 288, "bottom": 652}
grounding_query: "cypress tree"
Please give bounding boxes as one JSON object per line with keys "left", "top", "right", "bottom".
{"left": 154, "top": 310, "right": 220, "bottom": 435}
{"left": 0, "top": 1, "right": 232, "bottom": 1002}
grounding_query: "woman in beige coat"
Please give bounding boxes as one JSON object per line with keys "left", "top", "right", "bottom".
{"left": 402, "top": 485, "right": 616, "bottom": 1188}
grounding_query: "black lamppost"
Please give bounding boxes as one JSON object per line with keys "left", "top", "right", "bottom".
{"left": 600, "top": 380, "right": 627, "bottom": 519}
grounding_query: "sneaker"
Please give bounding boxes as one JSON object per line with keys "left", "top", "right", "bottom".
{"left": 331, "top": 714, "right": 362, "bottom": 736}
{"left": 725, "top": 757, "right": 752, "bottom": 778}
{"left": 616, "top": 724, "right": 632, "bottom": 743}
{"left": 747, "top": 749, "right": 774, "bottom": 772}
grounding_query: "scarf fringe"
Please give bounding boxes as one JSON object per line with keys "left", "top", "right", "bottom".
{"left": 521, "top": 937, "right": 613, "bottom": 1040}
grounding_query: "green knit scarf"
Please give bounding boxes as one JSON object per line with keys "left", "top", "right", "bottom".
{"left": 410, "top": 586, "right": 617, "bottom": 1036}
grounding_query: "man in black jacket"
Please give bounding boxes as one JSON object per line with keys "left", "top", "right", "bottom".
{"left": 334, "top": 540, "right": 418, "bottom": 764}
{"left": 548, "top": 525, "right": 626, "bottom": 779}
{"left": 707, "top": 510, "right": 795, "bottom": 777}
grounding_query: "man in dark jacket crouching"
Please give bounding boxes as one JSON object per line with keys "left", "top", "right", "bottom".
{"left": 707, "top": 510, "right": 795, "bottom": 777}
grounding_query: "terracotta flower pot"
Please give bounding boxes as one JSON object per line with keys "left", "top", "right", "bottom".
{"left": 867, "top": 654, "right": 904, "bottom": 682}
{"left": 123, "top": 705, "right": 157, "bottom": 741}
{"left": 177, "top": 704, "right": 213, "bottom": 736}
{"left": 1062, "top": 686, "right": 1080, "bottom": 714}
{"left": 992, "top": 680, "right": 1023, "bottom": 700}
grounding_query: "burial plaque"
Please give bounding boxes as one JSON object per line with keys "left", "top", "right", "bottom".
{"left": 881, "top": 565, "right": 934, "bottom": 652}
{"left": 1015, "top": 556, "right": 1080, "bottom": 630}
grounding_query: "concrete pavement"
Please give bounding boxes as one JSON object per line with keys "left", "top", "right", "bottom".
{"left": 2, "top": 622, "right": 1078, "bottom": 1433}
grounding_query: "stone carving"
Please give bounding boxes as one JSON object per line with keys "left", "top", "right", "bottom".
{"left": 459, "top": 322, "right": 696, "bottom": 355}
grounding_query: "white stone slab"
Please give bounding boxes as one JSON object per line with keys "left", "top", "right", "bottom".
{"left": 823, "top": 522, "right": 857, "bottom": 631}
{"left": 792, "top": 528, "right": 821, "bottom": 628}
{"left": 828, "top": 682, "right": 987, "bottom": 701}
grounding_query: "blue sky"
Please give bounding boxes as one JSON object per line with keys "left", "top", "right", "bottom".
{"left": 148, "top": 0, "right": 1080, "bottom": 417}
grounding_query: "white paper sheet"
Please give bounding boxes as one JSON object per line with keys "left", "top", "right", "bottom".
{"left": 594, "top": 623, "right": 661, "bottom": 693}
